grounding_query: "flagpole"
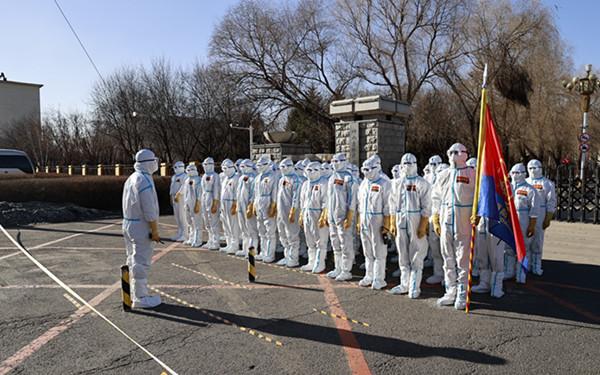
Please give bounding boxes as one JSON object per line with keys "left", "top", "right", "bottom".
{"left": 466, "top": 64, "right": 488, "bottom": 313}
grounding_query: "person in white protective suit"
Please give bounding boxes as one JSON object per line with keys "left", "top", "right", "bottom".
{"left": 170, "top": 161, "right": 187, "bottom": 241}
{"left": 182, "top": 163, "right": 203, "bottom": 247}
{"left": 471, "top": 217, "right": 505, "bottom": 297}
{"left": 324, "top": 153, "right": 358, "bottom": 281}
{"left": 424, "top": 155, "right": 444, "bottom": 284}
{"left": 357, "top": 157, "right": 393, "bottom": 290}
{"left": 389, "top": 153, "right": 432, "bottom": 298}
{"left": 299, "top": 162, "right": 329, "bottom": 273}
{"left": 389, "top": 163, "right": 403, "bottom": 276}
{"left": 506, "top": 163, "right": 540, "bottom": 283}
{"left": 526, "top": 159, "right": 556, "bottom": 276}
{"left": 321, "top": 162, "right": 333, "bottom": 181}
{"left": 276, "top": 158, "right": 303, "bottom": 267}
{"left": 122, "top": 149, "right": 162, "bottom": 308}
{"left": 253, "top": 155, "right": 278, "bottom": 262}
{"left": 431, "top": 143, "right": 476, "bottom": 309}
{"left": 235, "top": 159, "right": 243, "bottom": 173}
{"left": 295, "top": 160, "right": 309, "bottom": 259}
{"left": 236, "top": 159, "right": 259, "bottom": 257}
{"left": 201, "top": 157, "right": 221, "bottom": 250}
{"left": 436, "top": 163, "right": 449, "bottom": 174}
{"left": 220, "top": 159, "right": 241, "bottom": 254}
{"left": 391, "top": 164, "right": 402, "bottom": 180}
{"left": 465, "top": 157, "right": 480, "bottom": 277}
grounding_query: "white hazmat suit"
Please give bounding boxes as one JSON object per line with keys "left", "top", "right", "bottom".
{"left": 357, "top": 157, "right": 392, "bottom": 290}
{"left": 300, "top": 162, "right": 329, "bottom": 273}
{"left": 182, "top": 164, "right": 203, "bottom": 247}
{"left": 325, "top": 153, "right": 358, "bottom": 281}
{"left": 424, "top": 155, "right": 444, "bottom": 284}
{"left": 170, "top": 161, "right": 187, "bottom": 241}
{"left": 122, "top": 149, "right": 161, "bottom": 309}
{"left": 276, "top": 158, "right": 303, "bottom": 267}
{"left": 201, "top": 157, "right": 221, "bottom": 250}
{"left": 220, "top": 159, "right": 241, "bottom": 254}
{"left": 253, "top": 156, "right": 278, "bottom": 263}
{"left": 389, "top": 153, "right": 432, "bottom": 298}
{"left": 431, "top": 143, "right": 476, "bottom": 310}
{"left": 526, "top": 159, "right": 556, "bottom": 276}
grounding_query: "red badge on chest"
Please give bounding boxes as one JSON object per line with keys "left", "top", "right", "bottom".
{"left": 456, "top": 176, "right": 469, "bottom": 184}
{"left": 406, "top": 184, "right": 416, "bottom": 192}
{"left": 517, "top": 189, "right": 528, "bottom": 197}
{"left": 534, "top": 184, "right": 543, "bottom": 190}
{"left": 206, "top": 176, "right": 211, "bottom": 182}
{"left": 371, "top": 185, "right": 380, "bottom": 192}
{"left": 334, "top": 179, "right": 344, "bottom": 186}
{"left": 313, "top": 185, "right": 319, "bottom": 191}
{"left": 243, "top": 176, "right": 249, "bottom": 182}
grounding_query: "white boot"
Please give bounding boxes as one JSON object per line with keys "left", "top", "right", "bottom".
{"left": 301, "top": 248, "right": 316, "bottom": 271}
{"left": 437, "top": 286, "right": 456, "bottom": 306}
{"left": 358, "top": 277, "right": 372, "bottom": 287}
{"left": 490, "top": 272, "right": 505, "bottom": 298}
{"left": 131, "top": 278, "right": 161, "bottom": 309}
{"left": 371, "top": 279, "right": 387, "bottom": 290}
{"left": 312, "top": 247, "right": 327, "bottom": 273}
{"left": 276, "top": 256, "right": 288, "bottom": 266}
{"left": 472, "top": 269, "right": 491, "bottom": 293}
{"left": 408, "top": 269, "right": 422, "bottom": 299}
{"left": 335, "top": 271, "right": 353, "bottom": 281}
{"left": 327, "top": 255, "right": 341, "bottom": 279}
{"left": 454, "top": 283, "right": 467, "bottom": 310}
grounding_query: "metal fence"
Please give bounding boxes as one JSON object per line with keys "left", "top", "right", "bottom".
{"left": 555, "top": 165, "right": 600, "bottom": 224}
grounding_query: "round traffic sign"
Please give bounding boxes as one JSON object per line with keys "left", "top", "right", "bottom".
{"left": 580, "top": 143, "right": 590, "bottom": 152}
{"left": 579, "top": 133, "right": 590, "bottom": 143}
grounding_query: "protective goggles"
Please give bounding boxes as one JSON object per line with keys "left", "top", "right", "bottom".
{"left": 448, "top": 150, "right": 466, "bottom": 156}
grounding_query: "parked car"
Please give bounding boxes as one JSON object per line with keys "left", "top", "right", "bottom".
{"left": 0, "top": 149, "right": 35, "bottom": 175}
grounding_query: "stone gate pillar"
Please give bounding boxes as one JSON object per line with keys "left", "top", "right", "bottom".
{"left": 329, "top": 95, "right": 411, "bottom": 173}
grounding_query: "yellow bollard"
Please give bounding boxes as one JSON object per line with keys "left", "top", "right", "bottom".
{"left": 121, "top": 265, "right": 132, "bottom": 311}
{"left": 248, "top": 247, "right": 256, "bottom": 282}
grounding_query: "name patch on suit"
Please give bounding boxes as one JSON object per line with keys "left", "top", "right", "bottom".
{"left": 406, "top": 184, "right": 416, "bottom": 192}
{"left": 313, "top": 185, "right": 320, "bottom": 191}
{"left": 243, "top": 176, "right": 249, "bottom": 182}
{"left": 456, "top": 176, "right": 470, "bottom": 184}
{"left": 371, "top": 185, "right": 380, "bottom": 192}
{"left": 534, "top": 184, "right": 543, "bottom": 190}
{"left": 334, "top": 179, "right": 344, "bottom": 186}
{"left": 283, "top": 180, "right": 290, "bottom": 187}
{"left": 516, "top": 189, "right": 528, "bottom": 197}
{"left": 176, "top": 179, "right": 181, "bottom": 183}
{"left": 206, "top": 176, "right": 211, "bottom": 181}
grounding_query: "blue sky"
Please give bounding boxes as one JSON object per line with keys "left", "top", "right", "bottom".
{"left": 1, "top": 0, "right": 598, "bottom": 114}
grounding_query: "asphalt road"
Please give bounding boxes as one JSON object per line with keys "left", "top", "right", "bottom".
{"left": 0, "top": 218, "right": 598, "bottom": 374}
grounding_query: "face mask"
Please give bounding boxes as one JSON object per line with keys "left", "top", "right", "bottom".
{"left": 448, "top": 151, "right": 467, "bottom": 167}
{"left": 203, "top": 163, "right": 214, "bottom": 174}
{"left": 257, "top": 163, "right": 270, "bottom": 174}
{"left": 223, "top": 166, "right": 235, "bottom": 177}
{"left": 174, "top": 166, "right": 185, "bottom": 175}
{"left": 187, "top": 168, "right": 198, "bottom": 177}
{"left": 281, "top": 164, "right": 294, "bottom": 176}
{"left": 239, "top": 165, "right": 248, "bottom": 175}
{"left": 528, "top": 167, "right": 542, "bottom": 179}
{"left": 332, "top": 159, "right": 346, "bottom": 171}
{"left": 361, "top": 166, "right": 378, "bottom": 181}
{"left": 306, "top": 168, "right": 321, "bottom": 181}
{"left": 401, "top": 162, "right": 417, "bottom": 177}
{"left": 149, "top": 160, "right": 159, "bottom": 174}
{"left": 511, "top": 171, "right": 526, "bottom": 184}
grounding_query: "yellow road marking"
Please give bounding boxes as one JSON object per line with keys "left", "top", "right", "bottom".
{"left": 150, "top": 287, "right": 283, "bottom": 347}
{"left": 312, "top": 308, "right": 370, "bottom": 327}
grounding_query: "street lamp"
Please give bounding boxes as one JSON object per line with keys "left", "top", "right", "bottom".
{"left": 230, "top": 123, "right": 254, "bottom": 159}
{"left": 562, "top": 64, "right": 600, "bottom": 180}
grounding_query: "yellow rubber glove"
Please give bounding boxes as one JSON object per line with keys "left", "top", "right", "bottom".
{"left": 389, "top": 215, "right": 397, "bottom": 237}
{"left": 432, "top": 213, "right": 441, "bottom": 236}
{"left": 527, "top": 218, "right": 537, "bottom": 237}
{"left": 417, "top": 216, "right": 429, "bottom": 239}
{"left": 382, "top": 215, "right": 392, "bottom": 235}
{"left": 194, "top": 200, "right": 200, "bottom": 214}
{"left": 231, "top": 201, "right": 237, "bottom": 216}
{"left": 343, "top": 209, "right": 353, "bottom": 230}
{"left": 268, "top": 202, "right": 277, "bottom": 218}
{"left": 174, "top": 192, "right": 181, "bottom": 203}
{"left": 246, "top": 202, "right": 255, "bottom": 218}
{"left": 470, "top": 215, "right": 480, "bottom": 226}
{"left": 318, "top": 208, "right": 328, "bottom": 228}
{"left": 288, "top": 207, "right": 297, "bottom": 223}
{"left": 149, "top": 220, "right": 160, "bottom": 242}
{"left": 211, "top": 199, "right": 219, "bottom": 214}
{"left": 356, "top": 216, "right": 361, "bottom": 234}
{"left": 298, "top": 210, "right": 304, "bottom": 228}
{"left": 543, "top": 212, "right": 554, "bottom": 230}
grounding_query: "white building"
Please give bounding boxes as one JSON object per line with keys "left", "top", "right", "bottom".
{"left": 0, "top": 75, "right": 43, "bottom": 132}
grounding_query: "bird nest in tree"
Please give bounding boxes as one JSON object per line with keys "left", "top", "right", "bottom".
{"left": 494, "top": 63, "right": 533, "bottom": 107}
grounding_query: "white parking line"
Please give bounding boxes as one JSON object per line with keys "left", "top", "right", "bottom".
{"left": 0, "top": 222, "right": 119, "bottom": 261}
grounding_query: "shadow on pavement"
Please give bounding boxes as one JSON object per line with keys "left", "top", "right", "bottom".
{"left": 145, "top": 303, "right": 506, "bottom": 365}
{"left": 252, "top": 280, "right": 323, "bottom": 292}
